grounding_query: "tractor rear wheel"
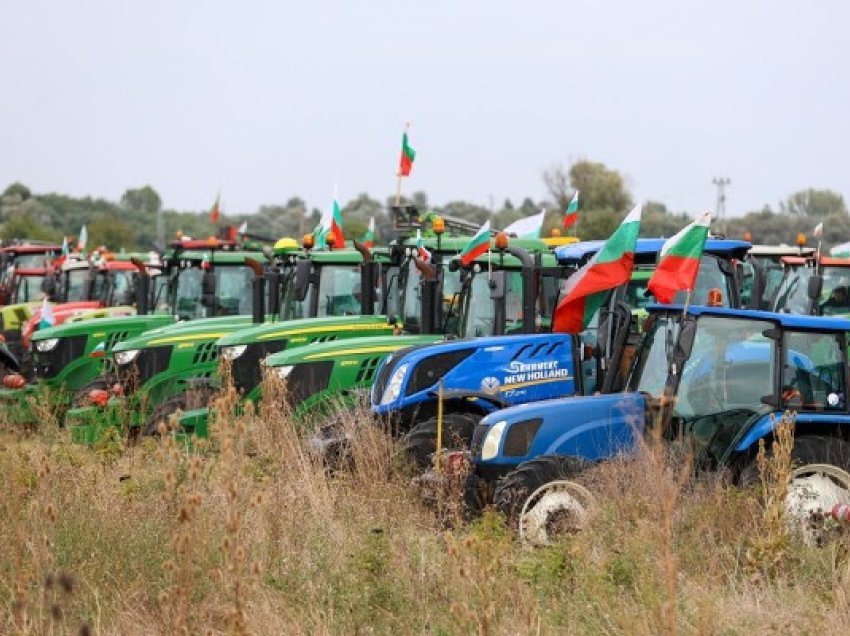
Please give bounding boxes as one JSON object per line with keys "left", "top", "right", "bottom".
{"left": 141, "top": 387, "right": 217, "bottom": 437}
{"left": 402, "top": 412, "right": 479, "bottom": 468}
{"left": 783, "top": 435, "right": 850, "bottom": 545}
{"left": 494, "top": 455, "right": 594, "bottom": 546}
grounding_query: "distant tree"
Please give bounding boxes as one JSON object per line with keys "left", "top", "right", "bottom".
{"left": 0, "top": 210, "right": 55, "bottom": 241}
{"left": 120, "top": 186, "right": 162, "bottom": 215}
{"left": 88, "top": 218, "right": 136, "bottom": 251}
{"left": 441, "top": 201, "right": 491, "bottom": 225}
{"left": 3, "top": 182, "right": 31, "bottom": 202}
{"left": 779, "top": 189, "right": 847, "bottom": 218}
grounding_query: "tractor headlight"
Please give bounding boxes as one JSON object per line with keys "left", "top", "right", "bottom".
{"left": 480, "top": 420, "right": 507, "bottom": 461}
{"left": 35, "top": 338, "right": 59, "bottom": 352}
{"left": 114, "top": 349, "right": 140, "bottom": 366}
{"left": 380, "top": 363, "right": 409, "bottom": 405}
{"left": 221, "top": 344, "right": 247, "bottom": 361}
{"left": 276, "top": 365, "right": 294, "bottom": 379}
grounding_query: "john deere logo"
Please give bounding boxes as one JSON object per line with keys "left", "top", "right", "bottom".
{"left": 481, "top": 376, "right": 500, "bottom": 394}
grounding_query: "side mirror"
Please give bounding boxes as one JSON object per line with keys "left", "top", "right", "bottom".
{"left": 294, "top": 259, "right": 312, "bottom": 302}
{"left": 807, "top": 274, "right": 823, "bottom": 300}
{"left": 671, "top": 317, "right": 697, "bottom": 368}
{"left": 488, "top": 271, "right": 507, "bottom": 300}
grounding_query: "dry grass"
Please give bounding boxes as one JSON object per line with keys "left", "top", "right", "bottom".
{"left": 2, "top": 384, "right": 850, "bottom": 634}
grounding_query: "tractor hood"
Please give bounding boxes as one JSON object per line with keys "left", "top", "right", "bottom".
{"left": 112, "top": 315, "right": 255, "bottom": 353}
{"left": 371, "top": 332, "right": 579, "bottom": 415}
{"left": 31, "top": 312, "right": 176, "bottom": 343}
{"left": 263, "top": 333, "right": 444, "bottom": 368}
{"left": 217, "top": 314, "right": 396, "bottom": 348}
{"left": 474, "top": 392, "right": 646, "bottom": 470}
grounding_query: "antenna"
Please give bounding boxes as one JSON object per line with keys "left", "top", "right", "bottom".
{"left": 712, "top": 177, "right": 731, "bottom": 235}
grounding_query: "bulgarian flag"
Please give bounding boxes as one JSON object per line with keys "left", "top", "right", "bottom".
{"left": 399, "top": 129, "right": 416, "bottom": 176}
{"left": 330, "top": 195, "right": 345, "bottom": 247}
{"left": 459, "top": 220, "right": 491, "bottom": 266}
{"left": 553, "top": 203, "right": 642, "bottom": 333}
{"left": 504, "top": 209, "right": 545, "bottom": 239}
{"left": 210, "top": 194, "right": 221, "bottom": 224}
{"left": 362, "top": 217, "right": 375, "bottom": 249}
{"left": 563, "top": 191, "right": 580, "bottom": 228}
{"left": 647, "top": 211, "right": 712, "bottom": 304}
{"left": 39, "top": 296, "right": 55, "bottom": 330}
{"left": 77, "top": 225, "right": 88, "bottom": 252}
{"left": 415, "top": 229, "right": 432, "bottom": 263}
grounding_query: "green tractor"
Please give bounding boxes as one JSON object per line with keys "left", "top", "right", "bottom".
{"left": 65, "top": 238, "right": 399, "bottom": 442}
{"left": 10, "top": 239, "right": 272, "bottom": 424}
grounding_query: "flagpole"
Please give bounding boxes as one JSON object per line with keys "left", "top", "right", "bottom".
{"left": 395, "top": 122, "right": 410, "bottom": 206}
{"left": 682, "top": 289, "right": 692, "bottom": 317}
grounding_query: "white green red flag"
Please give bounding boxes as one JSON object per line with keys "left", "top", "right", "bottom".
{"left": 415, "top": 229, "right": 432, "bottom": 263}
{"left": 237, "top": 221, "right": 248, "bottom": 235}
{"left": 647, "top": 211, "right": 712, "bottom": 304}
{"left": 39, "top": 296, "right": 55, "bottom": 330}
{"left": 315, "top": 187, "right": 344, "bottom": 249}
{"left": 399, "top": 130, "right": 416, "bottom": 176}
{"left": 553, "top": 203, "right": 642, "bottom": 333}
{"left": 330, "top": 196, "right": 345, "bottom": 247}
{"left": 814, "top": 222, "right": 824, "bottom": 239}
{"left": 563, "top": 191, "right": 580, "bottom": 228}
{"left": 210, "top": 195, "right": 221, "bottom": 223}
{"left": 459, "top": 220, "right": 491, "bottom": 266}
{"left": 362, "top": 217, "right": 375, "bottom": 249}
{"left": 77, "top": 225, "right": 88, "bottom": 252}
{"left": 504, "top": 210, "right": 545, "bottom": 239}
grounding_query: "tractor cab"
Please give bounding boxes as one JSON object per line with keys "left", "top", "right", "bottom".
{"left": 773, "top": 255, "right": 850, "bottom": 317}
{"left": 743, "top": 244, "right": 815, "bottom": 310}
{"left": 0, "top": 243, "right": 61, "bottom": 304}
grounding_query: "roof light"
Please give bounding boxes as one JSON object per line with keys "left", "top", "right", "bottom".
{"left": 432, "top": 216, "right": 445, "bottom": 235}
{"left": 550, "top": 228, "right": 562, "bottom": 237}
{"left": 495, "top": 232, "right": 509, "bottom": 251}
{"left": 743, "top": 230, "right": 753, "bottom": 242}
{"left": 303, "top": 234, "right": 315, "bottom": 250}
{"left": 797, "top": 233, "right": 807, "bottom": 247}
{"left": 707, "top": 288, "right": 723, "bottom": 307}
{"left": 326, "top": 232, "right": 337, "bottom": 248}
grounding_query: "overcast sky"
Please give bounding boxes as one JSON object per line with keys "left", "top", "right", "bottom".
{"left": 2, "top": 0, "right": 848, "bottom": 219}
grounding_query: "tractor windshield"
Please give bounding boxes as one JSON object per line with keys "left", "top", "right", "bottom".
{"left": 171, "top": 265, "right": 255, "bottom": 320}
{"left": 316, "top": 264, "right": 366, "bottom": 316}
{"left": 633, "top": 314, "right": 775, "bottom": 463}
{"left": 668, "top": 256, "right": 734, "bottom": 307}
{"left": 398, "top": 258, "right": 462, "bottom": 333}
{"left": 774, "top": 266, "right": 850, "bottom": 316}
{"left": 14, "top": 275, "right": 47, "bottom": 303}
{"left": 65, "top": 268, "right": 90, "bottom": 302}
{"left": 460, "top": 269, "right": 524, "bottom": 338}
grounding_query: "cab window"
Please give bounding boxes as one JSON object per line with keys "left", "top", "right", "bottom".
{"left": 783, "top": 331, "right": 846, "bottom": 411}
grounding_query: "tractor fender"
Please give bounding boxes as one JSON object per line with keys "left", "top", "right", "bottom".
{"left": 426, "top": 388, "right": 509, "bottom": 411}
{"left": 734, "top": 412, "right": 850, "bottom": 455}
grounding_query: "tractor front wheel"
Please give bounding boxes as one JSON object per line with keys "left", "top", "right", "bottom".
{"left": 141, "top": 387, "right": 217, "bottom": 437}
{"left": 494, "top": 455, "right": 594, "bottom": 546}
{"left": 401, "top": 412, "right": 479, "bottom": 469}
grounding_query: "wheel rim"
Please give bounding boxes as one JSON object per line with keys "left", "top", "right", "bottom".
{"left": 786, "top": 463, "right": 850, "bottom": 545}
{"left": 519, "top": 480, "right": 596, "bottom": 547}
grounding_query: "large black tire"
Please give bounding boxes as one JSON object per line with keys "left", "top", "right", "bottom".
{"left": 141, "top": 387, "right": 217, "bottom": 437}
{"left": 746, "top": 435, "right": 850, "bottom": 546}
{"left": 493, "top": 455, "right": 591, "bottom": 539}
{"left": 72, "top": 376, "right": 118, "bottom": 407}
{"left": 401, "top": 412, "right": 479, "bottom": 468}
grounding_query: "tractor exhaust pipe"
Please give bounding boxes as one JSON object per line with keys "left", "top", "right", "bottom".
{"left": 354, "top": 240, "right": 376, "bottom": 315}
{"left": 415, "top": 258, "right": 439, "bottom": 334}
{"left": 130, "top": 257, "right": 150, "bottom": 316}
{"left": 245, "top": 257, "right": 266, "bottom": 324}
{"left": 506, "top": 245, "right": 535, "bottom": 334}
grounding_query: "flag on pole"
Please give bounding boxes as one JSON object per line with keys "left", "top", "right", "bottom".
{"left": 504, "top": 210, "right": 545, "bottom": 239}
{"left": 415, "top": 229, "right": 432, "bottom": 263}
{"left": 210, "top": 194, "right": 221, "bottom": 223}
{"left": 330, "top": 194, "right": 345, "bottom": 247}
{"left": 459, "top": 220, "right": 492, "bottom": 266}
{"left": 77, "top": 225, "right": 88, "bottom": 252}
{"left": 647, "top": 211, "right": 712, "bottom": 304}
{"left": 399, "top": 130, "right": 416, "bottom": 176}
{"left": 814, "top": 222, "right": 824, "bottom": 239}
{"left": 362, "top": 217, "right": 376, "bottom": 249}
{"left": 39, "top": 296, "right": 55, "bottom": 330}
{"left": 553, "top": 204, "right": 642, "bottom": 333}
{"left": 61, "top": 235, "right": 69, "bottom": 258}
{"left": 237, "top": 221, "right": 248, "bottom": 235}
{"left": 563, "top": 191, "right": 580, "bottom": 228}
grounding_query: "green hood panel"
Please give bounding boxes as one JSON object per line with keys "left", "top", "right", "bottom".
{"left": 32, "top": 313, "right": 176, "bottom": 341}
{"left": 113, "top": 315, "right": 255, "bottom": 352}
{"left": 264, "top": 333, "right": 444, "bottom": 367}
{"left": 217, "top": 315, "right": 395, "bottom": 347}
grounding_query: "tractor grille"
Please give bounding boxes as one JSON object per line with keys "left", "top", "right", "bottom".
{"left": 34, "top": 335, "right": 88, "bottom": 379}
{"left": 285, "top": 361, "right": 334, "bottom": 407}
{"left": 192, "top": 341, "right": 219, "bottom": 365}
{"left": 355, "top": 356, "right": 383, "bottom": 384}
{"left": 103, "top": 330, "right": 130, "bottom": 352}
{"left": 117, "top": 346, "right": 172, "bottom": 393}
{"left": 231, "top": 341, "right": 286, "bottom": 394}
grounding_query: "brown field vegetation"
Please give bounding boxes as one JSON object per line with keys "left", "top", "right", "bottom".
{"left": 2, "top": 377, "right": 850, "bottom": 635}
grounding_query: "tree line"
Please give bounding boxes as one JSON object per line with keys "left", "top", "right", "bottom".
{"left": 1, "top": 160, "right": 847, "bottom": 252}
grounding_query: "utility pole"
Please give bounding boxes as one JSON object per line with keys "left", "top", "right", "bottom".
{"left": 712, "top": 177, "right": 731, "bottom": 236}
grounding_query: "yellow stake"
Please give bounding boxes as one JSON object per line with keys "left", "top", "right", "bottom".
{"left": 436, "top": 380, "right": 444, "bottom": 474}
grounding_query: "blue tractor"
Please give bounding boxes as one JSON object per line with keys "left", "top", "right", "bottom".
{"left": 467, "top": 305, "right": 850, "bottom": 544}
{"left": 371, "top": 238, "right": 751, "bottom": 465}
